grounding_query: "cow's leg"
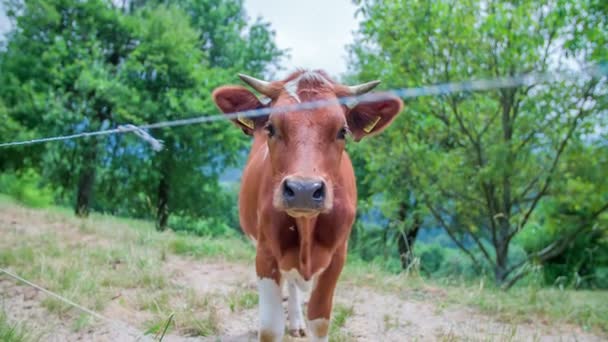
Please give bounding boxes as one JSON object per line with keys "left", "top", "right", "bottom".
{"left": 287, "top": 280, "right": 306, "bottom": 337}
{"left": 306, "top": 246, "right": 346, "bottom": 342}
{"left": 256, "top": 247, "right": 284, "bottom": 342}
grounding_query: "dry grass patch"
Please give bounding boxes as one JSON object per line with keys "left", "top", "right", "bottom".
{"left": 139, "top": 288, "right": 222, "bottom": 337}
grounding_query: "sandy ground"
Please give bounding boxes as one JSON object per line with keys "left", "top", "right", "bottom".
{"left": 0, "top": 203, "right": 604, "bottom": 342}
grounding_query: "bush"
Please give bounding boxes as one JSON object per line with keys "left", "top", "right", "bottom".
{"left": 0, "top": 169, "right": 55, "bottom": 207}
{"left": 416, "top": 243, "right": 445, "bottom": 275}
{"left": 413, "top": 242, "right": 494, "bottom": 281}
{"left": 516, "top": 213, "right": 608, "bottom": 289}
{"left": 168, "top": 215, "right": 238, "bottom": 237}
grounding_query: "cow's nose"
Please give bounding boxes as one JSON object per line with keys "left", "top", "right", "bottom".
{"left": 282, "top": 178, "right": 326, "bottom": 210}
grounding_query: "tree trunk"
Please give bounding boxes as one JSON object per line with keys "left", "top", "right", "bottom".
{"left": 396, "top": 201, "right": 422, "bottom": 270}
{"left": 494, "top": 238, "right": 509, "bottom": 285}
{"left": 156, "top": 166, "right": 170, "bottom": 231}
{"left": 75, "top": 139, "right": 98, "bottom": 217}
{"left": 397, "top": 224, "right": 420, "bottom": 270}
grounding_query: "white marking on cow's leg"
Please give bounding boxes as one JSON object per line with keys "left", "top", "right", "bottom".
{"left": 257, "top": 277, "right": 285, "bottom": 342}
{"left": 287, "top": 281, "right": 306, "bottom": 337}
{"left": 307, "top": 318, "right": 330, "bottom": 342}
{"left": 281, "top": 268, "right": 325, "bottom": 293}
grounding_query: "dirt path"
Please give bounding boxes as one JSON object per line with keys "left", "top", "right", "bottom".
{"left": 0, "top": 203, "right": 604, "bottom": 341}
{"left": 161, "top": 259, "right": 601, "bottom": 342}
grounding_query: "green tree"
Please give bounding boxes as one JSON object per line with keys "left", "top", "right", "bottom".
{"left": 1, "top": 0, "right": 135, "bottom": 215}
{"left": 1, "top": 0, "right": 283, "bottom": 231}
{"left": 349, "top": 0, "right": 607, "bottom": 287}
{"left": 115, "top": 3, "right": 283, "bottom": 230}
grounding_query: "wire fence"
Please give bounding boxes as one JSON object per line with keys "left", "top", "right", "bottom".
{"left": 0, "top": 267, "right": 152, "bottom": 341}
{"left": 1, "top": 63, "right": 605, "bottom": 150}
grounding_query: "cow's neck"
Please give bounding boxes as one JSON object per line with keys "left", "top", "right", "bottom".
{"left": 294, "top": 216, "right": 317, "bottom": 280}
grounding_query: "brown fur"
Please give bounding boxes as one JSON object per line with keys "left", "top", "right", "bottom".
{"left": 212, "top": 69, "right": 403, "bottom": 335}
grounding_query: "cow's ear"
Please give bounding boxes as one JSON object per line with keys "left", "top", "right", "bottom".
{"left": 212, "top": 85, "right": 269, "bottom": 136}
{"left": 346, "top": 96, "right": 403, "bottom": 141}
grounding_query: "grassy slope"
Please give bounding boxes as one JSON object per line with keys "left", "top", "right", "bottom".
{"left": 0, "top": 194, "right": 606, "bottom": 336}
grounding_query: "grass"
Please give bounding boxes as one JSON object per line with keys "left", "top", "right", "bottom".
{"left": 340, "top": 255, "right": 608, "bottom": 334}
{"left": 0, "top": 195, "right": 252, "bottom": 335}
{"left": 446, "top": 283, "right": 608, "bottom": 333}
{"left": 227, "top": 289, "right": 258, "bottom": 312}
{"left": 332, "top": 304, "right": 354, "bottom": 329}
{"left": 383, "top": 313, "right": 404, "bottom": 331}
{"left": 0, "top": 310, "right": 31, "bottom": 342}
{"left": 1, "top": 195, "right": 607, "bottom": 338}
{"left": 169, "top": 233, "right": 254, "bottom": 261}
{"left": 141, "top": 290, "right": 221, "bottom": 337}
{"left": 329, "top": 304, "right": 355, "bottom": 341}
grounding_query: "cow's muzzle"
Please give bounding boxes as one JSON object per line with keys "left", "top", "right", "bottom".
{"left": 281, "top": 176, "right": 327, "bottom": 213}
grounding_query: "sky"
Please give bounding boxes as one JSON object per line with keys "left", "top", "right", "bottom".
{"left": 0, "top": 1, "right": 359, "bottom": 78}
{"left": 243, "top": 0, "right": 359, "bottom": 78}
{"left": 0, "top": 4, "right": 8, "bottom": 38}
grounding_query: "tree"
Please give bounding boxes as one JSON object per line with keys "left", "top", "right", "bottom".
{"left": 349, "top": 0, "right": 607, "bottom": 286}
{"left": 515, "top": 141, "right": 608, "bottom": 288}
{"left": 1, "top": 0, "right": 135, "bottom": 216}
{"left": 116, "top": 2, "right": 284, "bottom": 230}
{"left": 1, "top": 0, "right": 284, "bottom": 231}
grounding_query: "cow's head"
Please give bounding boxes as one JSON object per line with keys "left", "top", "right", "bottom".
{"left": 213, "top": 70, "right": 403, "bottom": 217}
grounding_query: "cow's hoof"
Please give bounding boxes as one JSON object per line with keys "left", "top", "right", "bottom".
{"left": 288, "top": 328, "right": 306, "bottom": 338}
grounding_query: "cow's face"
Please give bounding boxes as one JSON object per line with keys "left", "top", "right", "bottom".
{"left": 213, "top": 70, "right": 403, "bottom": 217}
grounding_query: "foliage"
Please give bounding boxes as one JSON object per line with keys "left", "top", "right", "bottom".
{"left": 168, "top": 214, "right": 237, "bottom": 237}
{"left": 0, "top": 0, "right": 284, "bottom": 230}
{"left": 348, "top": 0, "right": 608, "bottom": 287}
{"left": 0, "top": 169, "right": 55, "bottom": 207}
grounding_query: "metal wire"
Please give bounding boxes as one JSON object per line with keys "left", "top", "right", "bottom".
{"left": 0, "top": 63, "right": 605, "bottom": 149}
{"left": 0, "top": 267, "right": 151, "bottom": 341}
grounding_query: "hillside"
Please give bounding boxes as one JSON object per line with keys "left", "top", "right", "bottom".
{"left": 0, "top": 196, "right": 606, "bottom": 341}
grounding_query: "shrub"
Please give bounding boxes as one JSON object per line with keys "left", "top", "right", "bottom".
{"left": 168, "top": 215, "right": 238, "bottom": 237}
{"left": 416, "top": 243, "right": 445, "bottom": 275}
{"left": 0, "top": 169, "right": 55, "bottom": 207}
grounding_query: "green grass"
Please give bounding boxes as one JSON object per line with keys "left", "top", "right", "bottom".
{"left": 0, "top": 310, "right": 31, "bottom": 342}
{"left": 168, "top": 233, "right": 254, "bottom": 261}
{"left": 329, "top": 304, "right": 355, "bottom": 341}
{"left": 332, "top": 304, "right": 354, "bottom": 329}
{"left": 447, "top": 284, "right": 608, "bottom": 333}
{"left": 227, "top": 289, "right": 258, "bottom": 312}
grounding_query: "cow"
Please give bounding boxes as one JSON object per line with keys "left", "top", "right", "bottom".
{"left": 212, "top": 69, "right": 403, "bottom": 342}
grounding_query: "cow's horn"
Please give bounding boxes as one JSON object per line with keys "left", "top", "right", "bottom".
{"left": 238, "top": 74, "right": 275, "bottom": 97}
{"left": 347, "top": 80, "right": 381, "bottom": 95}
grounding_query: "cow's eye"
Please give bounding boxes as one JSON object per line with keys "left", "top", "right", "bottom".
{"left": 337, "top": 127, "right": 348, "bottom": 140}
{"left": 265, "top": 123, "right": 276, "bottom": 138}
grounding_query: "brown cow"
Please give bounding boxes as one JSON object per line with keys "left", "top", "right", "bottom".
{"left": 213, "top": 70, "right": 403, "bottom": 342}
